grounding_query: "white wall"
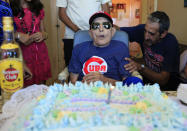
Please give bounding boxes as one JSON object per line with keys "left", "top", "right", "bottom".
{"left": 158, "top": 0, "right": 187, "bottom": 44}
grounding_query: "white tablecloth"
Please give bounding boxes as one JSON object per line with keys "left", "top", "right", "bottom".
{"left": 170, "top": 96, "right": 187, "bottom": 113}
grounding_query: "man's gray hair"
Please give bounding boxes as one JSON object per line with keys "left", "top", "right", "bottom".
{"left": 148, "top": 11, "right": 170, "bottom": 34}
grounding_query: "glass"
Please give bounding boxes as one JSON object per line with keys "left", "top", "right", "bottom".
{"left": 91, "top": 22, "right": 112, "bottom": 30}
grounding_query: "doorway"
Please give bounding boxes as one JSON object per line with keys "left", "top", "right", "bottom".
{"left": 41, "top": 0, "right": 65, "bottom": 85}
{"left": 110, "top": 0, "right": 157, "bottom": 27}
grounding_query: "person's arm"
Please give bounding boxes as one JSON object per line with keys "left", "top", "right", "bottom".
{"left": 140, "top": 67, "right": 169, "bottom": 86}
{"left": 82, "top": 72, "right": 118, "bottom": 86}
{"left": 58, "top": 7, "right": 80, "bottom": 32}
{"left": 180, "top": 50, "right": 187, "bottom": 72}
{"left": 120, "top": 24, "right": 145, "bottom": 43}
{"left": 124, "top": 57, "right": 170, "bottom": 86}
{"left": 68, "top": 44, "right": 83, "bottom": 84}
{"left": 70, "top": 73, "right": 79, "bottom": 84}
{"left": 15, "top": 32, "right": 33, "bottom": 45}
{"left": 40, "top": 19, "right": 48, "bottom": 40}
{"left": 23, "top": 61, "right": 32, "bottom": 80}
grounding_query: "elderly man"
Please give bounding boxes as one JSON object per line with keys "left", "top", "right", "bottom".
{"left": 121, "top": 11, "right": 180, "bottom": 90}
{"left": 68, "top": 11, "right": 140, "bottom": 85}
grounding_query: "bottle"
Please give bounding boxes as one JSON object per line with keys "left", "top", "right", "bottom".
{"left": 0, "top": 17, "right": 23, "bottom": 105}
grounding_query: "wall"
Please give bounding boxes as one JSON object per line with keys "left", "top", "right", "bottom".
{"left": 41, "top": 0, "right": 65, "bottom": 85}
{"left": 157, "top": 0, "right": 187, "bottom": 45}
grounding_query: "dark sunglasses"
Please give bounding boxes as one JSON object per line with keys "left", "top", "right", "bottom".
{"left": 91, "top": 22, "right": 112, "bottom": 30}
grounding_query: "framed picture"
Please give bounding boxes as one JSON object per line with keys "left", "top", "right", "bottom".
{"left": 185, "top": 0, "right": 187, "bottom": 7}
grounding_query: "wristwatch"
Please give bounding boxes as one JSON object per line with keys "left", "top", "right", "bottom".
{"left": 141, "top": 64, "right": 145, "bottom": 70}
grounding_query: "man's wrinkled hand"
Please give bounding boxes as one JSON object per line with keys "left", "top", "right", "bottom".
{"left": 82, "top": 72, "right": 104, "bottom": 84}
{"left": 124, "top": 57, "right": 141, "bottom": 73}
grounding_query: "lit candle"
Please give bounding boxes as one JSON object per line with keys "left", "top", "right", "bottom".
{"left": 106, "top": 86, "right": 114, "bottom": 104}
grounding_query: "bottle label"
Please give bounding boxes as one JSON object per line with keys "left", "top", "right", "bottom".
{"left": 0, "top": 59, "right": 23, "bottom": 92}
{"left": 1, "top": 43, "right": 19, "bottom": 49}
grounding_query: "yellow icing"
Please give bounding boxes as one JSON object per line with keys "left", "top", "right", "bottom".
{"left": 37, "top": 95, "right": 45, "bottom": 101}
{"left": 135, "top": 102, "right": 147, "bottom": 111}
{"left": 56, "top": 112, "right": 64, "bottom": 121}
{"left": 98, "top": 87, "right": 108, "bottom": 94}
{"left": 163, "top": 94, "right": 168, "bottom": 99}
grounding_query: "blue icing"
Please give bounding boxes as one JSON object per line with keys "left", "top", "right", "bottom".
{"left": 76, "top": 117, "right": 84, "bottom": 125}
{"left": 135, "top": 83, "right": 143, "bottom": 92}
{"left": 36, "top": 121, "right": 44, "bottom": 129}
{"left": 62, "top": 115, "right": 70, "bottom": 127}
{"left": 53, "top": 83, "right": 63, "bottom": 91}
{"left": 174, "top": 111, "right": 183, "bottom": 118}
{"left": 33, "top": 108, "right": 42, "bottom": 116}
{"left": 38, "top": 99, "right": 46, "bottom": 105}
{"left": 94, "top": 81, "right": 103, "bottom": 87}
{"left": 75, "top": 81, "right": 82, "bottom": 87}
{"left": 115, "top": 81, "right": 123, "bottom": 89}
{"left": 63, "top": 83, "right": 70, "bottom": 89}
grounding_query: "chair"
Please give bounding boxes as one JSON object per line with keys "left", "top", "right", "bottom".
{"left": 58, "top": 30, "right": 142, "bottom": 82}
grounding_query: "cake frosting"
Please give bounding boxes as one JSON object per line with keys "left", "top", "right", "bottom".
{"left": 1, "top": 82, "right": 187, "bottom": 131}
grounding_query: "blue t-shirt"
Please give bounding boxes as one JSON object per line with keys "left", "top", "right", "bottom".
{"left": 0, "top": 0, "right": 13, "bottom": 45}
{"left": 120, "top": 24, "right": 180, "bottom": 90}
{"left": 68, "top": 40, "right": 131, "bottom": 81}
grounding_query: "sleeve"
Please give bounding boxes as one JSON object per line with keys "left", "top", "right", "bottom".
{"left": 56, "top": 0, "right": 67, "bottom": 7}
{"left": 117, "top": 44, "right": 131, "bottom": 79}
{"left": 101, "top": 0, "right": 111, "bottom": 4}
{"left": 68, "top": 47, "right": 82, "bottom": 74}
{"left": 120, "top": 24, "right": 145, "bottom": 44}
{"left": 40, "top": 9, "right": 45, "bottom": 20}
{"left": 162, "top": 35, "right": 180, "bottom": 73}
{"left": 180, "top": 50, "right": 187, "bottom": 72}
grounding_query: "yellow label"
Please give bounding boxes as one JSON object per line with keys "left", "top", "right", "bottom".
{"left": 1, "top": 43, "right": 19, "bottom": 49}
{"left": 0, "top": 59, "right": 23, "bottom": 92}
{"left": 3, "top": 25, "right": 13, "bottom": 31}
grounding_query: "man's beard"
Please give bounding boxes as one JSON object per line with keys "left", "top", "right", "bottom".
{"left": 144, "top": 39, "right": 153, "bottom": 46}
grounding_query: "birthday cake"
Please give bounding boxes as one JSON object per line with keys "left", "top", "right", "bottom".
{"left": 0, "top": 82, "right": 187, "bottom": 131}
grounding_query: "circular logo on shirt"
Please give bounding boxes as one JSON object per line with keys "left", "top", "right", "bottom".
{"left": 82, "top": 56, "right": 108, "bottom": 75}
